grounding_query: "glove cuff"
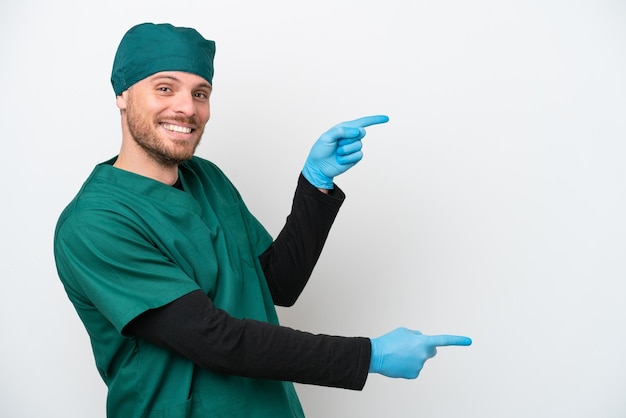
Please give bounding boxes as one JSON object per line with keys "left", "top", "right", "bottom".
{"left": 369, "top": 338, "right": 382, "bottom": 374}
{"left": 301, "top": 166, "right": 334, "bottom": 190}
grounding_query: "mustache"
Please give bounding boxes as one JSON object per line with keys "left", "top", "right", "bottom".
{"left": 157, "top": 115, "right": 199, "bottom": 126}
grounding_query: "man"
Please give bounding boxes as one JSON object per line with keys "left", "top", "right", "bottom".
{"left": 54, "top": 22, "right": 471, "bottom": 417}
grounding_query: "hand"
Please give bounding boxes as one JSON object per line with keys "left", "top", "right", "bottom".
{"left": 302, "top": 115, "right": 389, "bottom": 189}
{"left": 369, "top": 327, "right": 472, "bottom": 379}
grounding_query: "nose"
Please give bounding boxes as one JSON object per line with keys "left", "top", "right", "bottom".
{"left": 172, "top": 91, "right": 196, "bottom": 117}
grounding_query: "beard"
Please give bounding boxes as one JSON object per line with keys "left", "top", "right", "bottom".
{"left": 125, "top": 95, "right": 205, "bottom": 167}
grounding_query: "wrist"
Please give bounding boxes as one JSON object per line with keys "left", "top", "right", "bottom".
{"left": 369, "top": 338, "right": 381, "bottom": 374}
{"left": 301, "top": 166, "right": 333, "bottom": 190}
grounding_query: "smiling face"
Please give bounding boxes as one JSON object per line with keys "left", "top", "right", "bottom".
{"left": 117, "top": 71, "right": 212, "bottom": 168}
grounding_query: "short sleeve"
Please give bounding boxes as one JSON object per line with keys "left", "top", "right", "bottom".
{"left": 54, "top": 208, "right": 200, "bottom": 333}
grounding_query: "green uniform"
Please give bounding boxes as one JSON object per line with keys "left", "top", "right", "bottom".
{"left": 54, "top": 156, "right": 305, "bottom": 417}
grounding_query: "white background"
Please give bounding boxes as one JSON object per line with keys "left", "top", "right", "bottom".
{"left": 1, "top": 1, "right": 625, "bottom": 417}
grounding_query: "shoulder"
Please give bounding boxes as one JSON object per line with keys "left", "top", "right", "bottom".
{"left": 54, "top": 164, "right": 156, "bottom": 242}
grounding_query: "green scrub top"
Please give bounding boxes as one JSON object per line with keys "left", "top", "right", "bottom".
{"left": 54, "top": 156, "right": 305, "bottom": 418}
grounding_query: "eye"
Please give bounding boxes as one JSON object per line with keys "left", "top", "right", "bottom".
{"left": 194, "top": 91, "right": 209, "bottom": 101}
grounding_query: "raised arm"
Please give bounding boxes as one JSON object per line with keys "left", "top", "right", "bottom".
{"left": 261, "top": 115, "right": 389, "bottom": 305}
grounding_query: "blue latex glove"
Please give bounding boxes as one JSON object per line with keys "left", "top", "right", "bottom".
{"left": 302, "top": 115, "right": 389, "bottom": 189}
{"left": 369, "top": 327, "right": 472, "bottom": 379}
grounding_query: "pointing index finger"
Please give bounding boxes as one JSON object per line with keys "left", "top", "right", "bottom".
{"left": 341, "top": 114, "right": 389, "bottom": 129}
{"left": 428, "top": 335, "right": 473, "bottom": 347}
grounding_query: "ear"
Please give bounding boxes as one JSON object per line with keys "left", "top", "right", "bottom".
{"left": 116, "top": 92, "right": 128, "bottom": 110}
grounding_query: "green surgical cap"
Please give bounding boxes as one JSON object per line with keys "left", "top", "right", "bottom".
{"left": 111, "top": 22, "right": 216, "bottom": 96}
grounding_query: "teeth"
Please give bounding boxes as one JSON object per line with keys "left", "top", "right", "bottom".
{"left": 162, "top": 123, "right": 192, "bottom": 134}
